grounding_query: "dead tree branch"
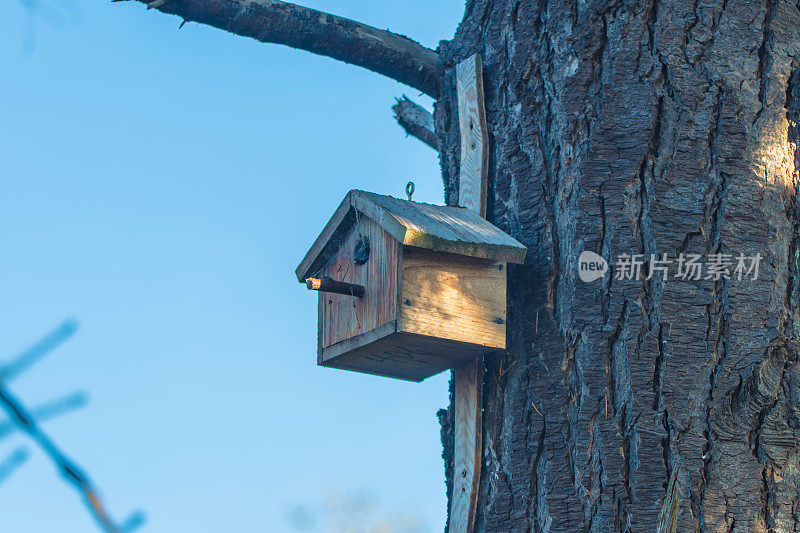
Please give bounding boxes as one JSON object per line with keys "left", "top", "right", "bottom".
{"left": 124, "top": 0, "right": 443, "bottom": 98}
{"left": 392, "top": 95, "right": 437, "bottom": 150}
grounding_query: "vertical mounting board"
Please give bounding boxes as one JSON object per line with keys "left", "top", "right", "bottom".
{"left": 456, "top": 54, "right": 489, "bottom": 218}
{"left": 451, "top": 355, "right": 483, "bottom": 533}
{"left": 449, "top": 53, "right": 488, "bottom": 533}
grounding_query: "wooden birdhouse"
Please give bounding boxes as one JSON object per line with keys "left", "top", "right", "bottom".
{"left": 296, "top": 190, "right": 527, "bottom": 382}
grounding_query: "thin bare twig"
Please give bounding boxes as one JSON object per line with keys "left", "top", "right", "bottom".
{"left": 0, "top": 390, "right": 88, "bottom": 441}
{"left": 0, "top": 385, "right": 143, "bottom": 532}
{"left": 0, "top": 323, "right": 144, "bottom": 532}
{"left": 0, "top": 319, "right": 77, "bottom": 381}
{"left": 0, "top": 446, "right": 30, "bottom": 485}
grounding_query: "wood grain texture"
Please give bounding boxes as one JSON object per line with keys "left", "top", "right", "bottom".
{"left": 300, "top": 186, "right": 518, "bottom": 382}
{"left": 450, "top": 359, "right": 483, "bottom": 533}
{"left": 317, "top": 244, "right": 506, "bottom": 382}
{"left": 450, "top": 53, "right": 490, "bottom": 533}
{"left": 400, "top": 247, "right": 505, "bottom": 349}
{"left": 455, "top": 54, "right": 488, "bottom": 218}
{"left": 321, "top": 329, "right": 488, "bottom": 382}
{"left": 296, "top": 192, "right": 356, "bottom": 282}
{"left": 316, "top": 283, "right": 325, "bottom": 366}
{"left": 655, "top": 470, "right": 680, "bottom": 533}
{"left": 296, "top": 189, "right": 527, "bottom": 282}
{"left": 321, "top": 320, "right": 398, "bottom": 362}
{"left": 351, "top": 191, "right": 526, "bottom": 263}
{"left": 318, "top": 218, "right": 399, "bottom": 349}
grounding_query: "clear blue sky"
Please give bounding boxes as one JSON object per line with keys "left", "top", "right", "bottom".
{"left": 0, "top": 1, "right": 464, "bottom": 531}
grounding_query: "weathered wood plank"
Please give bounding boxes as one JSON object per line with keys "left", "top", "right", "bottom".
{"left": 321, "top": 328, "right": 488, "bottom": 382}
{"left": 450, "top": 53, "right": 489, "bottom": 533}
{"left": 351, "top": 190, "right": 525, "bottom": 263}
{"left": 296, "top": 191, "right": 356, "bottom": 283}
{"left": 450, "top": 359, "right": 483, "bottom": 532}
{"left": 296, "top": 189, "right": 527, "bottom": 283}
{"left": 400, "top": 248, "right": 506, "bottom": 349}
{"left": 455, "top": 54, "right": 488, "bottom": 218}
{"left": 319, "top": 219, "right": 400, "bottom": 349}
{"left": 321, "top": 320, "right": 398, "bottom": 362}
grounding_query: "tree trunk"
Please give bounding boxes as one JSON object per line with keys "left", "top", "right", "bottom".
{"left": 436, "top": 0, "right": 800, "bottom": 531}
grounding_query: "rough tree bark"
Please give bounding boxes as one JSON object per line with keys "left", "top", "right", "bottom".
{"left": 435, "top": 1, "right": 800, "bottom": 531}
{"left": 129, "top": 0, "right": 800, "bottom": 530}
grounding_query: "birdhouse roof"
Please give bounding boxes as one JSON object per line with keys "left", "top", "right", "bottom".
{"left": 295, "top": 190, "right": 527, "bottom": 282}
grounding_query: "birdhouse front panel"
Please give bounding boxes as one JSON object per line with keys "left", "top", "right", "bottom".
{"left": 317, "top": 215, "right": 400, "bottom": 349}
{"left": 296, "top": 190, "right": 527, "bottom": 382}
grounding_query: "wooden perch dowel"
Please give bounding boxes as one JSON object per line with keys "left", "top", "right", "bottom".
{"left": 127, "top": 0, "right": 443, "bottom": 98}
{"left": 392, "top": 96, "right": 438, "bottom": 150}
{"left": 306, "top": 277, "right": 364, "bottom": 298}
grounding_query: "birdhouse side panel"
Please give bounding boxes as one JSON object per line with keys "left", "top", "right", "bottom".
{"left": 319, "top": 218, "right": 400, "bottom": 349}
{"left": 399, "top": 247, "right": 506, "bottom": 349}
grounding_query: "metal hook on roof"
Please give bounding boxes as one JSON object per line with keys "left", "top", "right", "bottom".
{"left": 405, "top": 181, "right": 415, "bottom": 202}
